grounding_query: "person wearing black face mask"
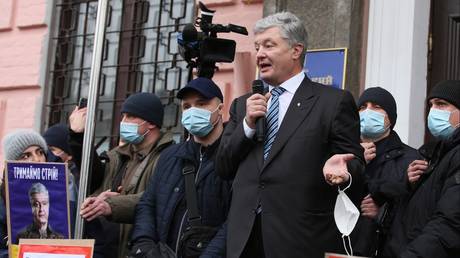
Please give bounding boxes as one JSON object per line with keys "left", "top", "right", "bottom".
{"left": 68, "top": 93, "right": 174, "bottom": 258}
{"left": 129, "top": 77, "right": 232, "bottom": 258}
{"left": 351, "top": 87, "right": 419, "bottom": 257}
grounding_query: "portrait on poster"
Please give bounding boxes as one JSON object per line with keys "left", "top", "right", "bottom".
{"left": 5, "top": 161, "right": 71, "bottom": 244}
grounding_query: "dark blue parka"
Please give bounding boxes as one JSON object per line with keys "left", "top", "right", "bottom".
{"left": 131, "top": 138, "right": 232, "bottom": 257}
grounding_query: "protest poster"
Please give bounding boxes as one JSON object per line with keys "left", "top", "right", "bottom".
{"left": 4, "top": 161, "right": 70, "bottom": 246}
{"left": 18, "top": 239, "right": 94, "bottom": 258}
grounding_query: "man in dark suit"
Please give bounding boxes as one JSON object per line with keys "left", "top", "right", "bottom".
{"left": 216, "top": 12, "right": 365, "bottom": 258}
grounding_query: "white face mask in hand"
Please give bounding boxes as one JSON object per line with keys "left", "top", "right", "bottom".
{"left": 333, "top": 173, "right": 360, "bottom": 256}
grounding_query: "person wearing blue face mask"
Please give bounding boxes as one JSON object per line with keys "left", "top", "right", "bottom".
{"left": 129, "top": 77, "right": 232, "bottom": 258}
{"left": 381, "top": 80, "right": 460, "bottom": 258}
{"left": 68, "top": 92, "right": 174, "bottom": 258}
{"left": 352, "top": 87, "right": 419, "bottom": 257}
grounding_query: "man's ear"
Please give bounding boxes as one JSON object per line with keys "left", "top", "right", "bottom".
{"left": 291, "top": 43, "right": 304, "bottom": 61}
{"left": 146, "top": 122, "right": 157, "bottom": 130}
{"left": 217, "top": 102, "right": 224, "bottom": 116}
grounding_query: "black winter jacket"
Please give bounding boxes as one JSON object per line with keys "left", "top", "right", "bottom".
{"left": 352, "top": 131, "right": 419, "bottom": 256}
{"left": 381, "top": 128, "right": 460, "bottom": 258}
{"left": 131, "top": 138, "right": 232, "bottom": 257}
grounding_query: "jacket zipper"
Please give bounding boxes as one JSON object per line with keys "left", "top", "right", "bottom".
{"left": 175, "top": 150, "right": 204, "bottom": 255}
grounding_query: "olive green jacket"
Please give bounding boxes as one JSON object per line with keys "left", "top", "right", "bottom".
{"left": 97, "top": 132, "right": 174, "bottom": 258}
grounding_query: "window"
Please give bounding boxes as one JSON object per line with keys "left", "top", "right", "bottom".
{"left": 45, "top": 0, "right": 194, "bottom": 151}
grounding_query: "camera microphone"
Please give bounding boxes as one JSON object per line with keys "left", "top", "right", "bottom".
{"left": 252, "top": 80, "right": 266, "bottom": 142}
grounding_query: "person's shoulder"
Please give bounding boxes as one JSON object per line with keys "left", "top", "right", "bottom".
{"left": 48, "top": 226, "right": 64, "bottom": 239}
{"left": 156, "top": 141, "right": 189, "bottom": 164}
{"left": 162, "top": 141, "right": 185, "bottom": 154}
{"left": 400, "top": 142, "right": 419, "bottom": 157}
{"left": 303, "top": 78, "right": 354, "bottom": 106}
{"left": 390, "top": 131, "right": 419, "bottom": 157}
{"left": 236, "top": 92, "right": 252, "bottom": 99}
{"left": 108, "top": 145, "right": 124, "bottom": 158}
{"left": 444, "top": 144, "right": 460, "bottom": 167}
{"left": 15, "top": 224, "right": 33, "bottom": 242}
{"left": 16, "top": 228, "right": 27, "bottom": 237}
{"left": 305, "top": 78, "right": 344, "bottom": 95}
{"left": 232, "top": 92, "right": 252, "bottom": 104}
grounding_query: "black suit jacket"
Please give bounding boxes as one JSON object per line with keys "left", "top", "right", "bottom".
{"left": 216, "top": 77, "right": 365, "bottom": 258}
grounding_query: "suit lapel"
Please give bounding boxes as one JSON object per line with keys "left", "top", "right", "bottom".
{"left": 262, "top": 78, "right": 318, "bottom": 170}
{"left": 253, "top": 143, "right": 264, "bottom": 171}
{"left": 237, "top": 94, "right": 265, "bottom": 171}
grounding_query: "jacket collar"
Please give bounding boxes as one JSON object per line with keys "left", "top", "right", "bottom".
{"left": 443, "top": 127, "right": 460, "bottom": 151}
{"left": 375, "top": 130, "right": 406, "bottom": 161}
{"left": 175, "top": 135, "right": 221, "bottom": 164}
{"left": 412, "top": 128, "right": 460, "bottom": 191}
{"left": 115, "top": 132, "right": 174, "bottom": 161}
{"left": 174, "top": 136, "right": 221, "bottom": 184}
{"left": 419, "top": 127, "right": 460, "bottom": 162}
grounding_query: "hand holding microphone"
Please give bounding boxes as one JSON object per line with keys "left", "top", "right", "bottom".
{"left": 246, "top": 80, "right": 269, "bottom": 141}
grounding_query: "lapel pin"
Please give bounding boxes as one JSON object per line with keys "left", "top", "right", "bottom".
{"left": 297, "top": 102, "right": 301, "bottom": 107}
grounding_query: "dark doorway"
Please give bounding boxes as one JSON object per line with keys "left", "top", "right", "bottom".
{"left": 426, "top": 0, "right": 460, "bottom": 141}
{"left": 428, "top": 0, "right": 460, "bottom": 90}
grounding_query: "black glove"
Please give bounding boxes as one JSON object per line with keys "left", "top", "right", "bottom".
{"left": 128, "top": 238, "right": 162, "bottom": 258}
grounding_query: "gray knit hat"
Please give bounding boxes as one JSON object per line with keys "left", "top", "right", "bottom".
{"left": 2, "top": 129, "right": 48, "bottom": 161}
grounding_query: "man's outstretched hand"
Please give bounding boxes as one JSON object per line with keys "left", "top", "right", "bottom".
{"left": 323, "top": 153, "right": 355, "bottom": 185}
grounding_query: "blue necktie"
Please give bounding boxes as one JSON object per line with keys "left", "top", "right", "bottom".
{"left": 264, "top": 87, "right": 286, "bottom": 160}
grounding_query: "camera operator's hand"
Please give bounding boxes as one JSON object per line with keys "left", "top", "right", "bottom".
{"left": 69, "top": 106, "right": 87, "bottom": 133}
{"left": 128, "top": 238, "right": 161, "bottom": 258}
{"left": 245, "top": 92, "right": 270, "bottom": 129}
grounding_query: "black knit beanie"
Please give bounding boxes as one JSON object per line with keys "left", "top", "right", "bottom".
{"left": 121, "top": 92, "right": 164, "bottom": 128}
{"left": 43, "top": 123, "right": 71, "bottom": 154}
{"left": 428, "top": 80, "right": 460, "bottom": 109}
{"left": 357, "top": 87, "right": 397, "bottom": 129}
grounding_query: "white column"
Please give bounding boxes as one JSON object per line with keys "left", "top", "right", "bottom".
{"left": 365, "top": 0, "right": 430, "bottom": 148}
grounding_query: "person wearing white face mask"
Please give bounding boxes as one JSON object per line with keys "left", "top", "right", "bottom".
{"left": 129, "top": 77, "right": 232, "bottom": 258}
{"left": 380, "top": 80, "right": 460, "bottom": 258}
{"left": 68, "top": 92, "right": 174, "bottom": 258}
{"left": 351, "top": 87, "right": 419, "bottom": 257}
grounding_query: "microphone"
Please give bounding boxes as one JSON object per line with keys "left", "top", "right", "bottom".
{"left": 252, "top": 80, "right": 266, "bottom": 142}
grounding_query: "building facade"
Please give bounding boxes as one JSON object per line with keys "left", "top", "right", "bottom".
{"left": 1, "top": 0, "right": 459, "bottom": 167}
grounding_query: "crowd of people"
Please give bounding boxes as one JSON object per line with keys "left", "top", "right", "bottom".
{"left": 1, "top": 11, "right": 460, "bottom": 258}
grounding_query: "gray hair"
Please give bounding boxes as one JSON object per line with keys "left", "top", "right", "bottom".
{"left": 28, "top": 182, "right": 49, "bottom": 203}
{"left": 254, "top": 12, "right": 308, "bottom": 64}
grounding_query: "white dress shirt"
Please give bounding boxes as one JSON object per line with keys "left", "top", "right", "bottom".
{"left": 243, "top": 72, "right": 305, "bottom": 138}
